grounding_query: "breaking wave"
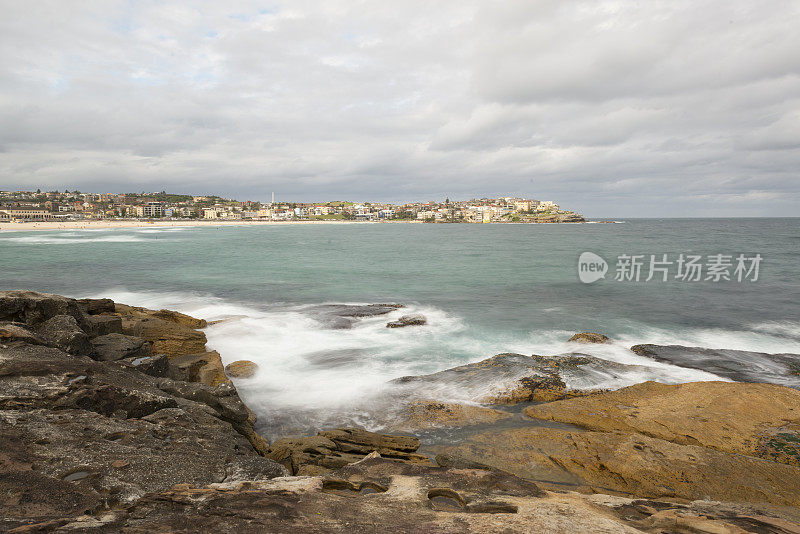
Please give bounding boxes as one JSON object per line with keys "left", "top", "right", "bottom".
{"left": 86, "top": 289, "right": 800, "bottom": 439}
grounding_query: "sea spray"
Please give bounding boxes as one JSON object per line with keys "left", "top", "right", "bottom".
{"left": 84, "top": 288, "right": 800, "bottom": 440}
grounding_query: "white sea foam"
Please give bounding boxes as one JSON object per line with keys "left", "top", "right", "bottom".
{"left": 90, "top": 289, "right": 800, "bottom": 437}
{"left": 133, "top": 227, "right": 189, "bottom": 233}
{"left": 747, "top": 320, "right": 800, "bottom": 342}
{"left": 4, "top": 234, "right": 147, "bottom": 244}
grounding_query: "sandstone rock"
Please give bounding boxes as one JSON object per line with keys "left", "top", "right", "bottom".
{"left": 630, "top": 344, "right": 800, "bottom": 389}
{"left": 35, "top": 457, "right": 800, "bottom": 533}
{"left": 430, "top": 426, "right": 800, "bottom": 506}
{"left": 267, "top": 427, "right": 430, "bottom": 475}
{"left": 171, "top": 351, "right": 229, "bottom": 386}
{"left": 390, "top": 400, "right": 512, "bottom": 433}
{"left": 150, "top": 309, "right": 207, "bottom": 329}
{"left": 122, "top": 316, "right": 207, "bottom": 358}
{"left": 35, "top": 314, "right": 92, "bottom": 355}
{"left": 90, "top": 333, "right": 151, "bottom": 362}
{"left": 387, "top": 314, "right": 427, "bottom": 328}
{"left": 225, "top": 360, "right": 259, "bottom": 378}
{"left": 568, "top": 332, "right": 610, "bottom": 343}
{"left": 525, "top": 381, "right": 800, "bottom": 465}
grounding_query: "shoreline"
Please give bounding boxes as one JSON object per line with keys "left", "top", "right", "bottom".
{"left": 0, "top": 218, "right": 596, "bottom": 231}
{"left": 3, "top": 290, "right": 800, "bottom": 530}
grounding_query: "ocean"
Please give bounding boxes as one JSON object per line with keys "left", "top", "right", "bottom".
{"left": 2, "top": 219, "right": 799, "bottom": 438}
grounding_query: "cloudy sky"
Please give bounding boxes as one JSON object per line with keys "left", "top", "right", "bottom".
{"left": 1, "top": 1, "right": 798, "bottom": 216}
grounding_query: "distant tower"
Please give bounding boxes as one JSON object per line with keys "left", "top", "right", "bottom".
{"left": 271, "top": 192, "right": 275, "bottom": 205}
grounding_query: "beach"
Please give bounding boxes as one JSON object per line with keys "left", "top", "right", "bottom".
{"left": 0, "top": 218, "right": 418, "bottom": 231}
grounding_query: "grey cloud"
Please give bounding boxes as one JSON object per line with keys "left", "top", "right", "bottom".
{"left": 0, "top": 0, "right": 798, "bottom": 216}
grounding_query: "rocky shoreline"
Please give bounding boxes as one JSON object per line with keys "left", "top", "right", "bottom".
{"left": 3, "top": 291, "right": 800, "bottom": 532}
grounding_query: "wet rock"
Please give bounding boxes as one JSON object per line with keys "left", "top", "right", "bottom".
{"left": 170, "top": 351, "right": 229, "bottom": 386}
{"left": 225, "top": 360, "right": 258, "bottom": 378}
{"left": 568, "top": 332, "right": 610, "bottom": 343}
{"left": 35, "top": 314, "right": 92, "bottom": 355}
{"left": 525, "top": 380, "right": 800, "bottom": 466}
{"left": 390, "top": 400, "right": 512, "bottom": 433}
{"left": 392, "top": 353, "right": 628, "bottom": 405}
{"left": 90, "top": 333, "right": 151, "bottom": 362}
{"left": 630, "top": 343, "right": 800, "bottom": 389}
{"left": 386, "top": 314, "right": 427, "bottom": 328}
{"left": 77, "top": 297, "right": 116, "bottom": 315}
{"left": 267, "top": 427, "right": 430, "bottom": 475}
{"left": 306, "top": 303, "right": 404, "bottom": 329}
{"left": 303, "top": 348, "right": 364, "bottom": 367}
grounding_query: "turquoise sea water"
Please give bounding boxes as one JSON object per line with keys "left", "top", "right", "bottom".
{"left": 2, "top": 219, "right": 799, "bottom": 436}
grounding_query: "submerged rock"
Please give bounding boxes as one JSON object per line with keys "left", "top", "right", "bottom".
{"left": 386, "top": 314, "right": 427, "bottom": 328}
{"left": 389, "top": 400, "right": 512, "bottom": 433}
{"left": 392, "top": 353, "right": 638, "bottom": 405}
{"left": 225, "top": 360, "right": 259, "bottom": 378}
{"left": 568, "top": 332, "right": 610, "bottom": 343}
{"left": 631, "top": 343, "right": 800, "bottom": 388}
{"left": 305, "top": 303, "right": 404, "bottom": 329}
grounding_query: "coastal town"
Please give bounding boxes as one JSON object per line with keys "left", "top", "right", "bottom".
{"left": 0, "top": 189, "right": 585, "bottom": 224}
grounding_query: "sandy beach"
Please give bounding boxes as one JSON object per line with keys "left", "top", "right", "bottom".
{"left": 0, "top": 219, "right": 424, "bottom": 231}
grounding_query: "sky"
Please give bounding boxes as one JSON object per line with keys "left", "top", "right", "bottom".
{"left": 1, "top": 1, "right": 798, "bottom": 216}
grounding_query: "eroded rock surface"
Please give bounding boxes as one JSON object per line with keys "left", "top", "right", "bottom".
{"left": 430, "top": 426, "right": 800, "bottom": 506}
{"left": 13, "top": 457, "right": 800, "bottom": 533}
{"left": 525, "top": 380, "right": 800, "bottom": 465}
{"left": 267, "top": 427, "right": 431, "bottom": 475}
{"left": 0, "top": 290, "right": 284, "bottom": 530}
